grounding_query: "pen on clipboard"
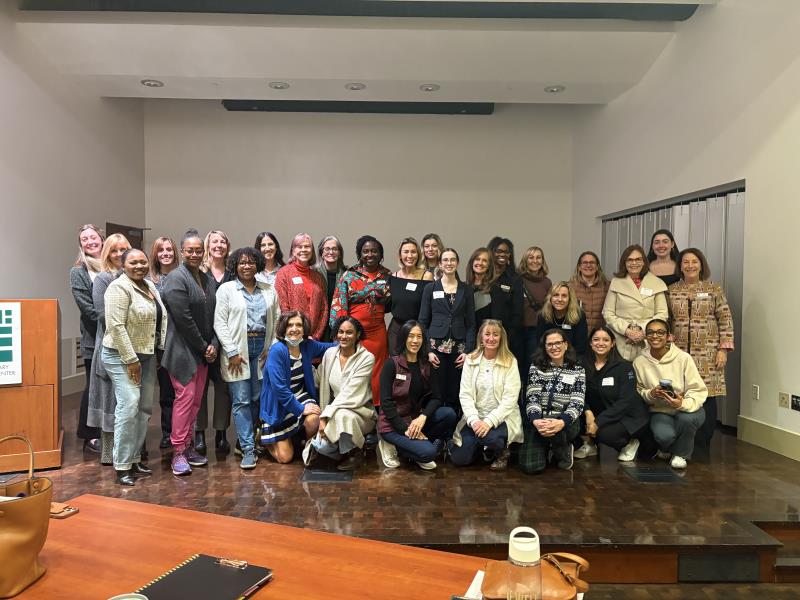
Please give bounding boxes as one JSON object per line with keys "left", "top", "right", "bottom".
{"left": 235, "top": 572, "right": 273, "bottom": 600}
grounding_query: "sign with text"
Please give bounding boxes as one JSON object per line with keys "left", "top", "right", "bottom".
{"left": 0, "top": 302, "right": 22, "bottom": 385}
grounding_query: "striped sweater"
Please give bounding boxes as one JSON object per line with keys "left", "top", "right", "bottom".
{"left": 525, "top": 363, "right": 586, "bottom": 425}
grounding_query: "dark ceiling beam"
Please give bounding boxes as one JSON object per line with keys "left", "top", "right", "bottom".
{"left": 19, "top": 1, "right": 699, "bottom": 21}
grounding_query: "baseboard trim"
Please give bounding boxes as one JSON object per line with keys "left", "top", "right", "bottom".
{"left": 61, "top": 373, "right": 84, "bottom": 396}
{"left": 738, "top": 416, "right": 800, "bottom": 462}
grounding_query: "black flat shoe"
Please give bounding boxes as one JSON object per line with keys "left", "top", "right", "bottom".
{"left": 159, "top": 434, "right": 171, "bottom": 449}
{"left": 194, "top": 431, "right": 207, "bottom": 455}
{"left": 131, "top": 462, "right": 152, "bottom": 477}
{"left": 336, "top": 452, "right": 363, "bottom": 472}
{"left": 116, "top": 470, "right": 136, "bottom": 486}
{"left": 215, "top": 430, "right": 230, "bottom": 454}
{"left": 83, "top": 438, "right": 101, "bottom": 454}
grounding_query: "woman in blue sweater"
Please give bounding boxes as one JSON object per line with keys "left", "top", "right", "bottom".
{"left": 259, "top": 311, "right": 337, "bottom": 463}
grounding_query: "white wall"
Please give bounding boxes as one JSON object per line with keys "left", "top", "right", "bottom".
{"left": 144, "top": 101, "right": 575, "bottom": 280}
{"left": 571, "top": 0, "right": 800, "bottom": 455}
{"left": 0, "top": 5, "right": 145, "bottom": 376}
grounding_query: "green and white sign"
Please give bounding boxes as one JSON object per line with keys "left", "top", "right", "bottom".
{"left": 0, "top": 302, "right": 22, "bottom": 385}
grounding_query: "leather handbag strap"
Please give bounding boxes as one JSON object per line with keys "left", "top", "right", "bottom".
{"left": 542, "top": 554, "right": 590, "bottom": 593}
{"left": 0, "top": 435, "right": 35, "bottom": 479}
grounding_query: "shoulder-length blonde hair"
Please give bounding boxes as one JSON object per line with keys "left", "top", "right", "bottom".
{"left": 99, "top": 233, "right": 131, "bottom": 273}
{"left": 517, "top": 246, "right": 549, "bottom": 277}
{"left": 470, "top": 319, "right": 515, "bottom": 368}
{"left": 540, "top": 281, "right": 583, "bottom": 325}
{"left": 201, "top": 229, "right": 231, "bottom": 272}
{"left": 149, "top": 236, "right": 178, "bottom": 281}
{"left": 74, "top": 223, "right": 105, "bottom": 272}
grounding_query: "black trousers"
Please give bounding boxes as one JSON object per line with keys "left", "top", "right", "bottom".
{"left": 432, "top": 350, "right": 463, "bottom": 417}
{"left": 596, "top": 421, "right": 654, "bottom": 456}
{"left": 77, "top": 357, "right": 100, "bottom": 440}
{"left": 157, "top": 365, "right": 175, "bottom": 436}
{"left": 695, "top": 395, "right": 718, "bottom": 449}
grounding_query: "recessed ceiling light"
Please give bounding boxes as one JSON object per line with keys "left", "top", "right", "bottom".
{"left": 345, "top": 82, "right": 366, "bottom": 91}
{"left": 420, "top": 83, "right": 441, "bottom": 92}
{"left": 140, "top": 79, "right": 164, "bottom": 88}
{"left": 544, "top": 85, "right": 566, "bottom": 94}
{"left": 269, "top": 81, "right": 290, "bottom": 90}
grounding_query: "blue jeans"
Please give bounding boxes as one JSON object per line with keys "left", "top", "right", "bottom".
{"left": 101, "top": 347, "right": 155, "bottom": 470}
{"left": 650, "top": 410, "right": 705, "bottom": 459}
{"left": 382, "top": 407, "right": 458, "bottom": 463}
{"left": 449, "top": 422, "right": 509, "bottom": 466}
{"left": 227, "top": 336, "right": 265, "bottom": 455}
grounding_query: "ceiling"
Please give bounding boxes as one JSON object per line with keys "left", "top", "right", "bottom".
{"left": 14, "top": 1, "right": 717, "bottom": 105}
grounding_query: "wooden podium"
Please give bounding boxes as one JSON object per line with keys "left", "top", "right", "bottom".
{"left": 0, "top": 299, "right": 62, "bottom": 473}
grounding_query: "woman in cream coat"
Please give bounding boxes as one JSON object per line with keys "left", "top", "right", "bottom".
{"left": 449, "top": 320, "right": 523, "bottom": 470}
{"left": 214, "top": 247, "right": 280, "bottom": 469}
{"left": 602, "top": 244, "right": 668, "bottom": 361}
{"left": 303, "top": 316, "right": 377, "bottom": 471}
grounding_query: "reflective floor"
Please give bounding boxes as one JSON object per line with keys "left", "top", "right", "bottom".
{"left": 46, "top": 393, "right": 800, "bottom": 552}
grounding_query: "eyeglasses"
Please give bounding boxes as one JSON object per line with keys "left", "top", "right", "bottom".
{"left": 626, "top": 257, "right": 644, "bottom": 263}
{"left": 545, "top": 341, "right": 566, "bottom": 349}
{"left": 580, "top": 261, "right": 597, "bottom": 266}
{"left": 182, "top": 249, "right": 204, "bottom": 256}
{"left": 238, "top": 260, "right": 257, "bottom": 266}
{"left": 645, "top": 329, "right": 668, "bottom": 337}
{"left": 322, "top": 248, "right": 338, "bottom": 254}
{"left": 494, "top": 249, "right": 511, "bottom": 255}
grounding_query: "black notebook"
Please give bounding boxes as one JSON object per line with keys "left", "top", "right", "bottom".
{"left": 136, "top": 554, "right": 272, "bottom": 600}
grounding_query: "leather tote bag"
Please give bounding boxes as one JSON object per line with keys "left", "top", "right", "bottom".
{"left": 0, "top": 435, "right": 53, "bottom": 598}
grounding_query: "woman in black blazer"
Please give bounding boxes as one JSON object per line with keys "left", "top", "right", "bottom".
{"left": 418, "top": 248, "right": 476, "bottom": 413}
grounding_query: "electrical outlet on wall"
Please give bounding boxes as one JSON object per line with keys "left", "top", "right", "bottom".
{"left": 779, "top": 392, "right": 790, "bottom": 409}
{"left": 792, "top": 395, "right": 800, "bottom": 412}
{"left": 752, "top": 385, "right": 760, "bottom": 400}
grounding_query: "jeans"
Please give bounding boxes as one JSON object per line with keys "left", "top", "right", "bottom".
{"left": 101, "top": 347, "right": 155, "bottom": 470}
{"left": 650, "top": 410, "right": 705, "bottom": 459}
{"left": 170, "top": 363, "right": 209, "bottom": 452}
{"left": 449, "top": 422, "right": 509, "bottom": 466}
{"left": 227, "top": 337, "right": 265, "bottom": 455}
{"left": 382, "top": 407, "right": 458, "bottom": 463}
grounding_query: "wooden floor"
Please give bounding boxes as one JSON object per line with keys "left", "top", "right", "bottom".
{"left": 27, "top": 392, "right": 800, "bottom": 598}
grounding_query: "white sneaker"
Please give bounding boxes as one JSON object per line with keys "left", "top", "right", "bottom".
{"left": 618, "top": 439, "right": 640, "bottom": 462}
{"left": 378, "top": 438, "right": 400, "bottom": 468}
{"left": 670, "top": 455, "right": 687, "bottom": 469}
{"left": 655, "top": 450, "right": 671, "bottom": 461}
{"left": 574, "top": 442, "right": 598, "bottom": 459}
{"left": 416, "top": 460, "right": 437, "bottom": 470}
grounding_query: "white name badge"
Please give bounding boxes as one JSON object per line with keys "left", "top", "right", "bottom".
{"left": 640, "top": 287, "right": 654, "bottom": 297}
{"left": 500, "top": 284, "right": 511, "bottom": 292}
{"left": 292, "top": 276, "right": 303, "bottom": 285}
{"left": 561, "top": 374, "right": 576, "bottom": 385}
{"left": 562, "top": 324, "right": 572, "bottom": 330}
{"left": 602, "top": 377, "right": 614, "bottom": 387}
{"left": 405, "top": 282, "right": 418, "bottom": 291}
{"left": 395, "top": 373, "right": 407, "bottom": 381}
{"left": 696, "top": 292, "right": 710, "bottom": 298}
{"left": 433, "top": 290, "right": 445, "bottom": 299}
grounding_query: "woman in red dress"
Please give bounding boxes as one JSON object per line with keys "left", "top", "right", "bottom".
{"left": 329, "top": 236, "right": 391, "bottom": 405}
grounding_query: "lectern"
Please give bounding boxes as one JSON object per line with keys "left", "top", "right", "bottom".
{"left": 0, "top": 299, "right": 62, "bottom": 472}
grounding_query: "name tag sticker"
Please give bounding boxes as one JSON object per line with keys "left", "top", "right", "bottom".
{"left": 500, "top": 285, "right": 511, "bottom": 292}
{"left": 696, "top": 292, "right": 710, "bottom": 298}
{"left": 562, "top": 324, "right": 572, "bottom": 330}
{"left": 602, "top": 377, "right": 614, "bottom": 386}
{"left": 405, "top": 282, "right": 418, "bottom": 291}
{"left": 433, "top": 290, "right": 445, "bottom": 299}
{"left": 395, "top": 373, "right": 407, "bottom": 381}
{"left": 561, "top": 374, "right": 576, "bottom": 385}
{"left": 640, "top": 287, "right": 653, "bottom": 297}
{"left": 292, "top": 276, "right": 303, "bottom": 285}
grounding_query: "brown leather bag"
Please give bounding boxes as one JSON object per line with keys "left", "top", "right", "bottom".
{"left": 481, "top": 552, "right": 590, "bottom": 600}
{"left": 0, "top": 435, "right": 53, "bottom": 598}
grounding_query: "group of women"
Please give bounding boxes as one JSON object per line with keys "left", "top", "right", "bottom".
{"left": 69, "top": 225, "right": 734, "bottom": 485}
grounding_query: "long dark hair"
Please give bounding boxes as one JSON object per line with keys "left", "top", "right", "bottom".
{"left": 487, "top": 236, "right": 516, "bottom": 276}
{"left": 254, "top": 231, "right": 285, "bottom": 267}
{"left": 397, "top": 320, "right": 429, "bottom": 364}
{"left": 585, "top": 325, "right": 623, "bottom": 366}
{"left": 647, "top": 229, "right": 680, "bottom": 262}
{"left": 532, "top": 328, "right": 578, "bottom": 370}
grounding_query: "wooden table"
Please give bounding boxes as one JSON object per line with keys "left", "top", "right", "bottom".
{"left": 20, "top": 494, "right": 486, "bottom": 599}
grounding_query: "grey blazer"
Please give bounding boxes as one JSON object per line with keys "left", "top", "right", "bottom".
{"left": 69, "top": 266, "right": 98, "bottom": 360}
{"left": 161, "top": 264, "right": 218, "bottom": 385}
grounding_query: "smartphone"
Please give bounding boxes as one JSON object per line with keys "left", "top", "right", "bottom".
{"left": 659, "top": 379, "right": 676, "bottom": 398}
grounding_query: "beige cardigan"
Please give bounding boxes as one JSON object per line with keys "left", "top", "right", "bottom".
{"left": 103, "top": 274, "right": 167, "bottom": 364}
{"left": 317, "top": 345, "right": 377, "bottom": 448}
{"left": 633, "top": 344, "right": 708, "bottom": 414}
{"left": 602, "top": 273, "right": 668, "bottom": 361}
{"left": 452, "top": 352, "right": 523, "bottom": 447}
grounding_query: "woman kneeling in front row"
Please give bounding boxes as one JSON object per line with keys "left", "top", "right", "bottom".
{"left": 303, "top": 316, "right": 377, "bottom": 471}
{"left": 378, "top": 320, "right": 458, "bottom": 470}
{"left": 520, "top": 329, "right": 585, "bottom": 474}
{"left": 449, "top": 320, "right": 522, "bottom": 471}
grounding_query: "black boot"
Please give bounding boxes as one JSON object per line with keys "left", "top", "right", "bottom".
{"left": 194, "top": 431, "right": 207, "bottom": 455}
{"left": 215, "top": 430, "right": 230, "bottom": 454}
{"left": 159, "top": 433, "right": 171, "bottom": 449}
{"left": 131, "top": 462, "right": 152, "bottom": 477}
{"left": 140, "top": 444, "right": 149, "bottom": 463}
{"left": 116, "top": 469, "right": 135, "bottom": 486}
